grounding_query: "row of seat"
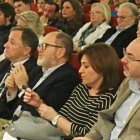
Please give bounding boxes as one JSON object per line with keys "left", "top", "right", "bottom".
{"left": 30, "top": 3, "right": 118, "bottom": 26}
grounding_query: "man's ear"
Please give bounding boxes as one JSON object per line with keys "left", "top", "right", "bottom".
{"left": 24, "top": 46, "right": 32, "bottom": 56}
{"left": 57, "top": 48, "right": 66, "bottom": 59}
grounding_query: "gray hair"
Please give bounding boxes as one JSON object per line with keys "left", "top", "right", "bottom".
{"left": 55, "top": 32, "right": 73, "bottom": 59}
{"left": 119, "top": 2, "right": 139, "bottom": 17}
{"left": 91, "top": 2, "right": 111, "bottom": 24}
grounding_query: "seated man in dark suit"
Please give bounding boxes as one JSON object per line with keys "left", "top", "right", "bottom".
{"left": 0, "top": 26, "right": 38, "bottom": 83}
{"left": 95, "top": 2, "right": 138, "bottom": 58}
{"left": 0, "top": 31, "right": 79, "bottom": 130}
{"left": 0, "top": 26, "right": 39, "bottom": 129}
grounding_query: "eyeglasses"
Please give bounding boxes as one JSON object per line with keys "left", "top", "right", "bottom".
{"left": 117, "top": 15, "right": 133, "bottom": 20}
{"left": 38, "top": 43, "right": 63, "bottom": 50}
{"left": 123, "top": 48, "right": 140, "bottom": 62}
{"left": 89, "top": 11, "right": 103, "bottom": 16}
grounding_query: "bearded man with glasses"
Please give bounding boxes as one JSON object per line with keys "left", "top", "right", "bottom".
{"left": 0, "top": 31, "right": 80, "bottom": 138}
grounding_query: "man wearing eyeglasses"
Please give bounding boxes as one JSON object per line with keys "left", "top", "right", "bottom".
{"left": 0, "top": 31, "right": 79, "bottom": 131}
{"left": 73, "top": 37, "right": 140, "bottom": 140}
{"left": 95, "top": 2, "right": 138, "bottom": 58}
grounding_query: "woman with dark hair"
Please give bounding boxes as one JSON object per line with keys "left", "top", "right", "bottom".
{"left": 5, "top": 43, "right": 121, "bottom": 140}
{"left": 56, "top": 0, "right": 83, "bottom": 37}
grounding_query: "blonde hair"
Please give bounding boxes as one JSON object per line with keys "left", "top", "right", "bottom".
{"left": 16, "top": 11, "right": 45, "bottom": 36}
{"left": 91, "top": 2, "right": 111, "bottom": 24}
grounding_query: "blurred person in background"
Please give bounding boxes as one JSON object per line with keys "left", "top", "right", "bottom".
{"left": 0, "top": 3, "right": 16, "bottom": 61}
{"left": 16, "top": 11, "right": 45, "bottom": 43}
{"left": 73, "top": 2, "right": 111, "bottom": 51}
{"left": 40, "top": 1, "right": 60, "bottom": 27}
{"left": 14, "top": 0, "right": 31, "bottom": 14}
{"left": 56, "top": 0, "right": 83, "bottom": 37}
{"left": 36, "top": 0, "right": 46, "bottom": 13}
{"left": 95, "top": 2, "right": 139, "bottom": 58}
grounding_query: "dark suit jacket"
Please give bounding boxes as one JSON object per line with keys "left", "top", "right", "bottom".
{"left": 0, "top": 56, "right": 38, "bottom": 82}
{"left": 0, "top": 56, "right": 39, "bottom": 119}
{"left": 95, "top": 23, "right": 137, "bottom": 58}
{"left": 2, "top": 62, "right": 80, "bottom": 119}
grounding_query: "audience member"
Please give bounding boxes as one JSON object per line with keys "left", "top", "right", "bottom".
{"left": 73, "top": 2, "right": 111, "bottom": 50}
{"left": 14, "top": 0, "right": 31, "bottom": 14}
{"left": 73, "top": 37, "right": 140, "bottom": 140}
{"left": 56, "top": 0, "right": 83, "bottom": 37}
{"left": 0, "top": 3, "right": 16, "bottom": 55}
{"left": 0, "top": 26, "right": 39, "bottom": 129}
{"left": 16, "top": 11, "right": 45, "bottom": 43}
{"left": 0, "top": 31, "right": 79, "bottom": 126}
{"left": 4, "top": 0, "right": 14, "bottom": 7}
{"left": 95, "top": 2, "right": 139, "bottom": 58}
{"left": 36, "top": 0, "right": 46, "bottom": 13}
{"left": 40, "top": 1, "right": 60, "bottom": 27}
{"left": 4, "top": 43, "right": 121, "bottom": 140}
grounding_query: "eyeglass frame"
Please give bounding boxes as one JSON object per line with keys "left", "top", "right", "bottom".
{"left": 38, "top": 43, "right": 63, "bottom": 50}
{"left": 116, "top": 15, "right": 134, "bottom": 20}
{"left": 89, "top": 10, "right": 103, "bottom": 16}
{"left": 123, "top": 48, "right": 140, "bottom": 62}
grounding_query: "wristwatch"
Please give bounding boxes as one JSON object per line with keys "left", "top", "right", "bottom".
{"left": 51, "top": 114, "right": 62, "bottom": 126}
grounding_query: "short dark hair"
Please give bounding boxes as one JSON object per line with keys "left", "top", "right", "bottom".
{"left": 55, "top": 32, "right": 73, "bottom": 59}
{"left": 0, "top": 3, "right": 16, "bottom": 23}
{"left": 11, "top": 26, "right": 39, "bottom": 56}
{"left": 46, "top": 1, "right": 59, "bottom": 12}
{"left": 78, "top": 43, "right": 121, "bottom": 92}
{"left": 14, "top": 0, "right": 31, "bottom": 4}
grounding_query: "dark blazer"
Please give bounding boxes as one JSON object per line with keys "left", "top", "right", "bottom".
{"left": 0, "top": 56, "right": 39, "bottom": 119}
{"left": 56, "top": 18, "right": 83, "bottom": 37}
{"left": 2, "top": 62, "right": 80, "bottom": 119}
{"left": 95, "top": 23, "right": 137, "bottom": 58}
{"left": 0, "top": 56, "right": 38, "bottom": 82}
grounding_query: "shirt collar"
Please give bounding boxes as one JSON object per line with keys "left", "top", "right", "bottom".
{"left": 12, "top": 58, "right": 29, "bottom": 67}
{"left": 42, "top": 63, "right": 65, "bottom": 76}
{"left": 129, "top": 79, "right": 140, "bottom": 94}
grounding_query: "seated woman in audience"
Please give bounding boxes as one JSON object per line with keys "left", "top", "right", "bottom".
{"left": 16, "top": 11, "right": 45, "bottom": 43}
{"left": 73, "top": 2, "right": 111, "bottom": 51}
{"left": 4, "top": 43, "right": 121, "bottom": 140}
{"left": 56, "top": 0, "right": 83, "bottom": 37}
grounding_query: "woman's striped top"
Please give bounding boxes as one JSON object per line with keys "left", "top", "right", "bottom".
{"left": 59, "top": 83, "right": 117, "bottom": 135}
